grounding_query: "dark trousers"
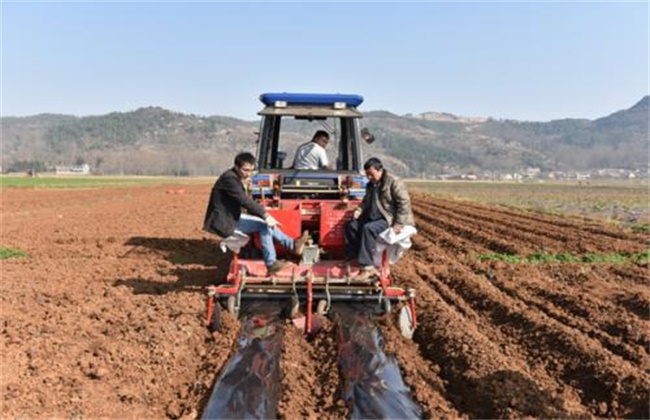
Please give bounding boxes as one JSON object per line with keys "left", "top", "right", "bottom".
{"left": 345, "top": 218, "right": 389, "bottom": 267}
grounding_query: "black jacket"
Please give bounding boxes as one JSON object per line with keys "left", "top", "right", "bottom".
{"left": 203, "top": 168, "right": 268, "bottom": 238}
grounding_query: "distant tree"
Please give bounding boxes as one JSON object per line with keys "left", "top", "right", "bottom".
{"left": 1, "top": 97, "right": 646, "bottom": 176}
{"left": 7, "top": 160, "right": 47, "bottom": 173}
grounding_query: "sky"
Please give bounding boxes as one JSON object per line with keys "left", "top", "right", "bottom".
{"left": 1, "top": 1, "right": 648, "bottom": 122}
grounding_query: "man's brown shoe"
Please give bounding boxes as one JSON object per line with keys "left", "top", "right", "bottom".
{"left": 353, "top": 266, "right": 380, "bottom": 282}
{"left": 267, "top": 260, "right": 290, "bottom": 275}
{"left": 293, "top": 231, "right": 310, "bottom": 257}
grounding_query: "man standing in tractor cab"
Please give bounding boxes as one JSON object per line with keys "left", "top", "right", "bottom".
{"left": 292, "top": 130, "right": 332, "bottom": 170}
{"left": 345, "top": 157, "right": 415, "bottom": 281}
{"left": 204, "top": 152, "right": 310, "bottom": 275}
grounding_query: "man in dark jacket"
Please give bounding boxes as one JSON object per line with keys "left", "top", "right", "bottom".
{"left": 345, "top": 157, "right": 415, "bottom": 281}
{"left": 204, "top": 152, "right": 309, "bottom": 274}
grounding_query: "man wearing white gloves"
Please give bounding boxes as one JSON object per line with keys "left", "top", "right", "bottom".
{"left": 204, "top": 152, "right": 309, "bottom": 274}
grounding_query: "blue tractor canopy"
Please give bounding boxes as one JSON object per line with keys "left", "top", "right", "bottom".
{"left": 259, "top": 92, "right": 364, "bottom": 108}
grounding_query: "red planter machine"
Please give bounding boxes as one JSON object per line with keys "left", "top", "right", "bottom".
{"left": 206, "top": 93, "right": 417, "bottom": 338}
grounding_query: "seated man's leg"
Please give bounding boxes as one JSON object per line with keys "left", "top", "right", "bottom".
{"left": 269, "top": 225, "right": 310, "bottom": 257}
{"left": 345, "top": 218, "right": 363, "bottom": 260}
{"left": 237, "top": 214, "right": 277, "bottom": 267}
{"left": 358, "top": 219, "right": 389, "bottom": 267}
{"left": 269, "top": 226, "right": 294, "bottom": 251}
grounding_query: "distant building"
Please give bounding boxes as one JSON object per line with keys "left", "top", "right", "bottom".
{"left": 55, "top": 164, "right": 91, "bottom": 175}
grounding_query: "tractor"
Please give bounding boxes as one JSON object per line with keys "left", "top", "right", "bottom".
{"left": 206, "top": 93, "right": 417, "bottom": 338}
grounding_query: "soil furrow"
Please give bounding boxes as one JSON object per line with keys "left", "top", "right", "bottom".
{"left": 472, "top": 263, "right": 650, "bottom": 368}
{"left": 3, "top": 184, "right": 648, "bottom": 418}
{"left": 415, "top": 222, "right": 494, "bottom": 257}
{"left": 413, "top": 208, "right": 523, "bottom": 255}
{"left": 414, "top": 193, "right": 648, "bottom": 244}
{"left": 278, "top": 319, "right": 346, "bottom": 418}
{"left": 392, "top": 262, "right": 588, "bottom": 418}
{"left": 433, "top": 263, "right": 650, "bottom": 417}
{"left": 409, "top": 223, "right": 649, "bottom": 369}
{"left": 413, "top": 194, "right": 649, "bottom": 250}
{"left": 413, "top": 195, "right": 648, "bottom": 254}
{"left": 414, "top": 197, "right": 576, "bottom": 252}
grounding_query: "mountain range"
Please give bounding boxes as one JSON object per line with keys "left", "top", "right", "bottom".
{"left": 1, "top": 96, "right": 647, "bottom": 177}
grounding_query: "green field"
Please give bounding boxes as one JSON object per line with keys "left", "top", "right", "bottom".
{"left": 0, "top": 175, "right": 211, "bottom": 189}
{"left": 407, "top": 180, "right": 650, "bottom": 227}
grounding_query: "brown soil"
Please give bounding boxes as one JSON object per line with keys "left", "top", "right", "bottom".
{"left": 1, "top": 186, "right": 648, "bottom": 418}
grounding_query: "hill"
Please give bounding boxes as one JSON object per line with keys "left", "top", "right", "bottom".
{"left": 1, "top": 97, "right": 647, "bottom": 177}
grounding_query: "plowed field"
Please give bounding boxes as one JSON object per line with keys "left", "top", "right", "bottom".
{"left": 1, "top": 184, "right": 648, "bottom": 418}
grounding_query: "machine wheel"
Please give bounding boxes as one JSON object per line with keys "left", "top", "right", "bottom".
{"left": 398, "top": 306, "right": 415, "bottom": 340}
{"left": 316, "top": 299, "right": 329, "bottom": 316}
{"left": 226, "top": 296, "right": 239, "bottom": 317}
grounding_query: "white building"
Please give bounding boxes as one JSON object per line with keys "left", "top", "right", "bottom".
{"left": 55, "top": 164, "right": 91, "bottom": 175}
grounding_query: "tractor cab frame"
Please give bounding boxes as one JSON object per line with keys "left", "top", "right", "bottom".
{"left": 251, "top": 92, "right": 370, "bottom": 202}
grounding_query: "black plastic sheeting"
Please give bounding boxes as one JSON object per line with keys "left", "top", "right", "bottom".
{"left": 202, "top": 302, "right": 284, "bottom": 420}
{"left": 333, "top": 304, "right": 423, "bottom": 419}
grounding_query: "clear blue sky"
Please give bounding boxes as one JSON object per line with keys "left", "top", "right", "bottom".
{"left": 1, "top": 1, "right": 648, "bottom": 122}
